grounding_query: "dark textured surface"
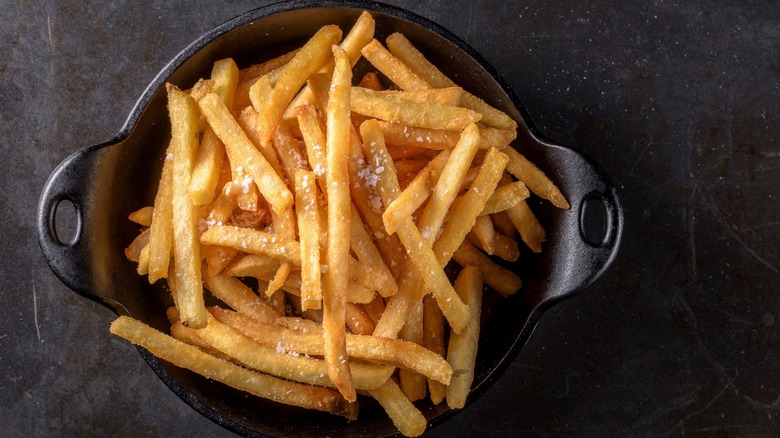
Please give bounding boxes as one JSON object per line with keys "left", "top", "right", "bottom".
{"left": 3, "top": 0, "right": 779, "bottom": 436}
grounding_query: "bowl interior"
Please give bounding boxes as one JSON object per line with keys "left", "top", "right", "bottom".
{"left": 99, "top": 3, "right": 562, "bottom": 437}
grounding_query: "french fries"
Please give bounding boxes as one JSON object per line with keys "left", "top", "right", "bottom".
{"left": 116, "top": 13, "right": 570, "bottom": 437}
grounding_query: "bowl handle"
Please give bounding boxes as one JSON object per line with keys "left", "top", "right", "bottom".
{"left": 37, "top": 143, "right": 128, "bottom": 315}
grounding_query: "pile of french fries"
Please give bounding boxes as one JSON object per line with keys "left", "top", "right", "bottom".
{"left": 119, "top": 11, "right": 568, "bottom": 437}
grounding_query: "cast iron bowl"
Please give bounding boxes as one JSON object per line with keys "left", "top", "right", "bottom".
{"left": 37, "top": 1, "right": 623, "bottom": 436}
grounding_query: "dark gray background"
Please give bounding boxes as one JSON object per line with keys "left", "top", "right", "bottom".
{"left": 3, "top": 0, "right": 779, "bottom": 436}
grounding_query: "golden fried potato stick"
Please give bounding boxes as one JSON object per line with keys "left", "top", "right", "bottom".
{"left": 399, "top": 301, "right": 427, "bottom": 401}
{"left": 506, "top": 200, "right": 546, "bottom": 253}
{"left": 446, "top": 266, "right": 483, "bottom": 409}
{"left": 368, "top": 379, "right": 427, "bottom": 438}
{"left": 147, "top": 144, "right": 174, "bottom": 283}
{"left": 375, "top": 87, "right": 463, "bottom": 106}
{"left": 190, "top": 58, "right": 238, "bottom": 206}
{"left": 480, "top": 180, "right": 530, "bottom": 215}
{"left": 350, "top": 86, "right": 481, "bottom": 131}
{"left": 377, "top": 121, "right": 515, "bottom": 151}
{"left": 136, "top": 245, "right": 149, "bottom": 276}
{"left": 345, "top": 302, "right": 376, "bottom": 335}
{"left": 202, "top": 271, "right": 280, "bottom": 323}
{"left": 385, "top": 32, "right": 517, "bottom": 131}
{"left": 294, "top": 169, "right": 322, "bottom": 311}
{"left": 382, "top": 151, "right": 448, "bottom": 235}
{"left": 349, "top": 203, "right": 398, "bottom": 293}
{"left": 423, "top": 294, "right": 446, "bottom": 405}
{"left": 471, "top": 214, "right": 496, "bottom": 255}
{"left": 238, "top": 49, "right": 300, "bottom": 84}
{"left": 237, "top": 106, "right": 285, "bottom": 177}
{"left": 210, "top": 307, "right": 452, "bottom": 385}
{"left": 201, "top": 225, "right": 302, "bottom": 265}
{"left": 124, "top": 228, "right": 149, "bottom": 263}
{"left": 109, "top": 316, "right": 358, "bottom": 419}
{"left": 416, "top": 123, "right": 481, "bottom": 245}
{"left": 373, "top": 147, "right": 507, "bottom": 338}
{"left": 254, "top": 25, "right": 342, "bottom": 146}
{"left": 357, "top": 71, "right": 384, "bottom": 91}
{"left": 361, "top": 39, "right": 430, "bottom": 91}
{"left": 295, "top": 104, "right": 329, "bottom": 191}
{"left": 500, "top": 145, "right": 570, "bottom": 209}
{"left": 347, "top": 135, "right": 407, "bottom": 276}
{"left": 195, "top": 313, "right": 392, "bottom": 390}
{"left": 283, "top": 11, "right": 376, "bottom": 119}
{"left": 167, "top": 84, "right": 207, "bottom": 328}
{"left": 128, "top": 206, "right": 153, "bottom": 226}
{"left": 360, "top": 119, "right": 470, "bottom": 334}
{"left": 453, "top": 239, "right": 522, "bottom": 296}
{"left": 323, "top": 45, "right": 356, "bottom": 402}
{"left": 196, "top": 92, "right": 293, "bottom": 214}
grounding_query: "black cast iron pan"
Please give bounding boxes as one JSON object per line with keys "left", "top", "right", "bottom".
{"left": 37, "top": 1, "right": 623, "bottom": 436}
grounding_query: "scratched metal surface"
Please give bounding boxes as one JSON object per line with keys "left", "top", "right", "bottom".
{"left": 2, "top": 0, "right": 779, "bottom": 436}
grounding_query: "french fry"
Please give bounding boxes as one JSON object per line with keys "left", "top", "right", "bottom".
{"left": 202, "top": 271, "right": 280, "bottom": 323}
{"left": 190, "top": 58, "right": 238, "bottom": 206}
{"left": 470, "top": 215, "right": 496, "bottom": 255}
{"left": 323, "top": 45, "right": 355, "bottom": 402}
{"left": 347, "top": 135, "right": 407, "bottom": 276}
{"left": 223, "top": 253, "right": 281, "bottom": 278}
{"left": 282, "top": 11, "right": 375, "bottom": 119}
{"left": 136, "top": 245, "right": 150, "bottom": 276}
{"left": 500, "top": 145, "right": 570, "bottom": 209}
{"left": 360, "top": 119, "right": 471, "bottom": 334}
{"left": 349, "top": 203, "right": 398, "bottom": 288}
{"left": 361, "top": 38, "right": 430, "bottom": 91}
{"left": 446, "top": 266, "right": 482, "bottom": 409}
{"left": 506, "top": 200, "right": 546, "bottom": 253}
{"left": 417, "top": 123, "right": 481, "bottom": 245}
{"left": 200, "top": 225, "right": 301, "bottom": 265}
{"left": 385, "top": 32, "right": 517, "bottom": 131}
{"left": 237, "top": 107, "right": 286, "bottom": 178}
{"left": 399, "top": 300, "right": 427, "bottom": 401}
{"left": 375, "top": 87, "right": 462, "bottom": 106}
{"left": 363, "top": 294, "right": 386, "bottom": 323}
{"left": 491, "top": 210, "right": 516, "bottom": 238}
{"left": 382, "top": 161, "right": 433, "bottom": 235}
{"left": 196, "top": 313, "right": 391, "bottom": 390}
{"left": 110, "top": 316, "right": 358, "bottom": 419}
{"left": 128, "top": 206, "right": 153, "bottom": 226}
{"left": 452, "top": 239, "right": 521, "bottom": 296}
{"left": 211, "top": 307, "right": 452, "bottom": 384}
{"left": 357, "top": 71, "right": 383, "bottom": 91}
{"left": 147, "top": 146, "right": 174, "bottom": 283}
{"left": 349, "top": 257, "right": 396, "bottom": 298}
{"left": 202, "top": 245, "right": 239, "bottom": 277}
{"left": 351, "top": 87, "right": 481, "bottom": 131}
{"left": 374, "top": 147, "right": 507, "bottom": 339}
{"left": 368, "top": 379, "right": 427, "bottom": 438}
{"left": 490, "top": 231, "right": 521, "bottom": 262}
{"left": 423, "top": 294, "right": 446, "bottom": 405}
{"left": 480, "top": 180, "right": 530, "bottom": 215}
{"left": 238, "top": 49, "right": 299, "bottom": 84}
{"left": 345, "top": 302, "right": 376, "bottom": 335}
{"left": 196, "top": 92, "right": 293, "bottom": 214}
{"left": 295, "top": 104, "right": 329, "bottom": 192}
{"left": 295, "top": 169, "right": 322, "bottom": 311}
{"left": 266, "top": 207, "right": 297, "bottom": 297}
{"left": 377, "top": 122, "right": 515, "bottom": 151}
{"left": 254, "top": 25, "right": 343, "bottom": 146}
{"left": 124, "top": 228, "right": 149, "bottom": 263}
{"left": 167, "top": 84, "right": 207, "bottom": 328}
